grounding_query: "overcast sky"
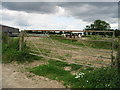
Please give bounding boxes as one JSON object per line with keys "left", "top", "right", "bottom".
{"left": 1, "top": 2, "right": 118, "bottom": 30}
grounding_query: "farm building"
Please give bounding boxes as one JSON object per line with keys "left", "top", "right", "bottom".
{"left": 25, "top": 30, "right": 83, "bottom": 38}
{"left": 0, "top": 24, "right": 19, "bottom": 37}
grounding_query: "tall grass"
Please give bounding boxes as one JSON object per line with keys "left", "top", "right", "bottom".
{"left": 2, "top": 36, "right": 42, "bottom": 63}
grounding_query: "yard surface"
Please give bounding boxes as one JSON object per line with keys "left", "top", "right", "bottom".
{"left": 2, "top": 61, "right": 65, "bottom": 88}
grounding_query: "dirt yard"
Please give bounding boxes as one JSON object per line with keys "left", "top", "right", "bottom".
{"left": 2, "top": 61, "right": 65, "bottom": 88}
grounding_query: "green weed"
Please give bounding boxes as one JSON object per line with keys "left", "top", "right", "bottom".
{"left": 74, "top": 67, "right": 120, "bottom": 88}
{"left": 28, "top": 59, "right": 120, "bottom": 88}
{"left": 28, "top": 61, "right": 79, "bottom": 87}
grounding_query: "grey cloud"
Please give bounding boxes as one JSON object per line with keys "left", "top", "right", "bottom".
{"left": 2, "top": 2, "right": 118, "bottom": 23}
{"left": 2, "top": 0, "right": 120, "bottom": 2}
{"left": 2, "top": 2, "right": 59, "bottom": 14}
{"left": 58, "top": 2, "right": 118, "bottom": 23}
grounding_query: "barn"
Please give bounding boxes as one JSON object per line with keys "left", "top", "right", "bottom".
{"left": 0, "top": 24, "right": 19, "bottom": 37}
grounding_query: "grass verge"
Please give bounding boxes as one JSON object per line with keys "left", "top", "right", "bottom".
{"left": 28, "top": 60, "right": 81, "bottom": 87}
{"left": 28, "top": 59, "right": 120, "bottom": 88}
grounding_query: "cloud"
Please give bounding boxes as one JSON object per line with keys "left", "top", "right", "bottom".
{"left": 0, "top": 9, "right": 30, "bottom": 28}
{"left": 2, "top": 2, "right": 118, "bottom": 24}
{"left": 58, "top": 2, "right": 118, "bottom": 23}
{"left": 2, "top": 2, "right": 59, "bottom": 14}
{"left": 1, "top": 8, "right": 89, "bottom": 30}
{"left": 1, "top": 2, "right": 118, "bottom": 29}
{"left": 2, "top": 0, "right": 120, "bottom": 2}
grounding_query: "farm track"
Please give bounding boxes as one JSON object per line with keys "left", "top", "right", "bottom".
{"left": 2, "top": 61, "right": 65, "bottom": 88}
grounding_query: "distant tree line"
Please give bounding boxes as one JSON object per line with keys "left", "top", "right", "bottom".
{"left": 84, "top": 20, "right": 120, "bottom": 37}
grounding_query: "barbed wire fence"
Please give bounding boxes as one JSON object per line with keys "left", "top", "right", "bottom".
{"left": 19, "top": 30, "right": 115, "bottom": 68}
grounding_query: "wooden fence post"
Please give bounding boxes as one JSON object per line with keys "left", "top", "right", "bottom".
{"left": 115, "top": 38, "right": 120, "bottom": 68}
{"left": 19, "top": 31, "right": 22, "bottom": 51}
{"left": 7, "top": 32, "right": 10, "bottom": 45}
{"left": 19, "top": 31, "right": 25, "bottom": 51}
{"left": 111, "top": 31, "right": 115, "bottom": 66}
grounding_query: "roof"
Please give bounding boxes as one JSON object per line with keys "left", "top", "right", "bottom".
{"left": 24, "top": 30, "right": 114, "bottom": 32}
{"left": 0, "top": 24, "right": 19, "bottom": 30}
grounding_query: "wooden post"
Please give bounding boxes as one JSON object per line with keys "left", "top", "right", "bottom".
{"left": 111, "top": 31, "right": 115, "bottom": 66}
{"left": 7, "top": 32, "right": 10, "bottom": 45}
{"left": 19, "top": 32, "right": 21, "bottom": 51}
{"left": 115, "top": 38, "right": 120, "bottom": 68}
{"left": 19, "top": 31, "right": 22, "bottom": 51}
{"left": 19, "top": 31, "right": 25, "bottom": 51}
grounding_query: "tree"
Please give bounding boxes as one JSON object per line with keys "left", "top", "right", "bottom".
{"left": 93, "top": 20, "right": 111, "bottom": 30}
{"left": 85, "top": 20, "right": 111, "bottom": 35}
{"left": 85, "top": 20, "right": 111, "bottom": 30}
